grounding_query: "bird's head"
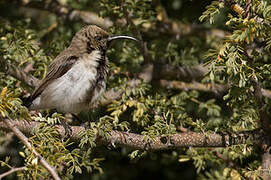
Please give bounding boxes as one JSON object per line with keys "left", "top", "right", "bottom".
{"left": 70, "top": 25, "right": 137, "bottom": 52}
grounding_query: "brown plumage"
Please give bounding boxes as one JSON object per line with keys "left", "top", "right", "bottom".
{"left": 26, "top": 25, "right": 137, "bottom": 113}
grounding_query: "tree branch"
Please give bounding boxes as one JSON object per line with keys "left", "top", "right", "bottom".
{"left": 251, "top": 79, "right": 271, "bottom": 135}
{"left": 160, "top": 80, "right": 228, "bottom": 95}
{"left": 21, "top": 0, "right": 112, "bottom": 29}
{"left": 0, "top": 166, "right": 26, "bottom": 179}
{"left": 1, "top": 117, "right": 61, "bottom": 180}
{"left": 154, "top": 64, "right": 209, "bottom": 81}
{"left": 0, "top": 60, "right": 39, "bottom": 88}
{"left": 160, "top": 79, "right": 271, "bottom": 99}
{"left": 0, "top": 119, "right": 264, "bottom": 150}
{"left": 251, "top": 78, "right": 271, "bottom": 180}
{"left": 18, "top": 0, "right": 229, "bottom": 39}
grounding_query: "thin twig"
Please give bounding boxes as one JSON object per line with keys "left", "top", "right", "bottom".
{"left": 212, "top": 150, "right": 237, "bottom": 168}
{"left": 2, "top": 117, "right": 61, "bottom": 180}
{"left": 0, "top": 60, "right": 39, "bottom": 88}
{"left": 0, "top": 166, "right": 26, "bottom": 179}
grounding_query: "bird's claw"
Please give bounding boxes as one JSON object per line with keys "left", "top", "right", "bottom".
{"left": 60, "top": 119, "right": 72, "bottom": 140}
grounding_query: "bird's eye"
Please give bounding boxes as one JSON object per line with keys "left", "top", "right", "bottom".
{"left": 94, "top": 36, "right": 102, "bottom": 41}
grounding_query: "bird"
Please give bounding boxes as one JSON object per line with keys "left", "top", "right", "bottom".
{"left": 25, "top": 25, "right": 137, "bottom": 114}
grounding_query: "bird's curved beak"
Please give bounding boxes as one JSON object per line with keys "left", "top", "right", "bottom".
{"left": 107, "top": 35, "right": 138, "bottom": 43}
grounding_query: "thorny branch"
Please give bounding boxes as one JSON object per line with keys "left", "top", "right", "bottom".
{"left": 0, "top": 119, "right": 265, "bottom": 150}
{"left": 0, "top": 166, "right": 26, "bottom": 179}
{"left": 2, "top": 117, "right": 61, "bottom": 180}
{"left": 0, "top": 60, "right": 39, "bottom": 88}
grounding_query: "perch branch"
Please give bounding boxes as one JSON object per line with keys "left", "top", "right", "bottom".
{"left": 0, "top": 119, "right": 264, "bottom": 150}
{"left": 2, "top": 117, "right": 61, "bottom": 180}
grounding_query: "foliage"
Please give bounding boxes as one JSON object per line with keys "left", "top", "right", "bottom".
{"left": 0, "top": 0, "right": 270, "bottom": 179}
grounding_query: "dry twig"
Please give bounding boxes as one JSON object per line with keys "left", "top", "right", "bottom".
{"left": 0, "top": 60, "right": 39, "bottom": 88}
{"left": 2, "top": 117, "right": 61, "bottom": 180}
{"left": 0, "top": 166, "right": 26, "bottom": 179}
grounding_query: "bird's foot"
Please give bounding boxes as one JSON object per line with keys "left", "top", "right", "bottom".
{"left": 60, "top": 119, "right": 72, "bottom": 139}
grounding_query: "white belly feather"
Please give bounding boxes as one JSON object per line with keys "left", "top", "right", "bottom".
{"left": 31, "top": 50, "right": 106, "bottom": 113}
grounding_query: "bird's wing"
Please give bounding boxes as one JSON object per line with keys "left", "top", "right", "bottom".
{"left": 30, "top": 54, "right": 79, "bottom": 101}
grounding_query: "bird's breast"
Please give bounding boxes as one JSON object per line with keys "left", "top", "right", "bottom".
{"left": 36, "top": 50, "right": 108, "bottom": 113}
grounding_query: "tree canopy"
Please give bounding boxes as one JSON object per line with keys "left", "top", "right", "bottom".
{"left": 0, "top": 0, "right": 271, "bottom": 179}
